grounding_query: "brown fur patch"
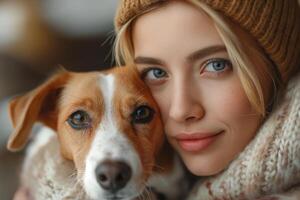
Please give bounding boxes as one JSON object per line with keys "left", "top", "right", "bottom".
{"left": 8, "top": 66, "right": 173, "bottom": 184}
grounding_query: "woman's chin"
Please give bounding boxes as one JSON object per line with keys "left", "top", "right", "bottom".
{"left": 189, "top": 166, "right": 224, "bottom": 176}
{"left": 181, "top": 155, "right": 228, "bottom": 176}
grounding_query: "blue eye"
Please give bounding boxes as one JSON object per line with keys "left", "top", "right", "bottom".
{"left": 142, "top": 68, "right": 167, "bottom": 81}
{"left": 152, "top": 69, "right": 166, "bottom": 78}
{"left": 204, "top": 59, "right": 231, "bottom": 72}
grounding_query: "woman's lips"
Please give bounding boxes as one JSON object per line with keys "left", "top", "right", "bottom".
{"left": 176, "top": 131, "right": 223, "bottom": 152}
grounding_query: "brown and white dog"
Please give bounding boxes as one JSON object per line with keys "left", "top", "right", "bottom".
{"left": 7, "top": 66, "right": 188, "bottom": 200}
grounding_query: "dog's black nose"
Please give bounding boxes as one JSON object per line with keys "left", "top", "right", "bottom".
{"left": 95, "top": 160, "right": 132, "bottom": 192}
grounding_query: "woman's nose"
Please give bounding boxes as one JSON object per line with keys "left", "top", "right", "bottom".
{"left": 168, "top": 84, "right": 205, "bottom": 123}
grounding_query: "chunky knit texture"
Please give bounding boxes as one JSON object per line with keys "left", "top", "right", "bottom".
{"left": 21, "top": 73, "right": 300, "bottom": 199}
{"left": 114, "top": 0, "right": 300, "bottom": 81}
{"left": 187, "top": 72, "right": 300, "bottom": 199}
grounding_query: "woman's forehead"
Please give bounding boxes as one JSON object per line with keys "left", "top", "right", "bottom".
{"left": 132, "top": 1, "right": 224, "bottom": 59}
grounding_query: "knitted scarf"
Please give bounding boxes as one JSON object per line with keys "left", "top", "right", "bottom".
{"left": 187, "top": 73, "right": 300, "bottom": 199}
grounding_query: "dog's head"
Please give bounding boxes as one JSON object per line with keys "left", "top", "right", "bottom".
{"left": 7, "top": 66, "right": 165, "bottom": 199}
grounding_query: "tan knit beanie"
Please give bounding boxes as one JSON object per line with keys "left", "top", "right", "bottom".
{"left": 115, "top": 0, "right": 300, "bottom": 82}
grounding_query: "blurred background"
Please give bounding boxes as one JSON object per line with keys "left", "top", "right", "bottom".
{"left": 0, "top": 0, "right": 118, "bottom": 199}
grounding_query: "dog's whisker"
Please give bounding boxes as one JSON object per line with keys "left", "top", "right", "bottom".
{"left": 145, "top": 185, "right": 154, "bottom": 200}
{"left": 67, "top": 172, "right": 77, "bottom": 180}
{"left": 143, "top": 188, "right": 150, "bottom": 200}
{"left": 148, "top": 163, "right": 166, "bottom": 172}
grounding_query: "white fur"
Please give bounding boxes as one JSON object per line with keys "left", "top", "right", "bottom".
{"left": 83, "top": 74, "right": 143, "bottom": 200}
{"left": 16, "top": 72, "right": 187, "bottom": 199}
{"left": 25, "top": 127, "right": 55, "bottom": 163}
{"left": 22, "top": 127, "right": 89, "bottom": 199}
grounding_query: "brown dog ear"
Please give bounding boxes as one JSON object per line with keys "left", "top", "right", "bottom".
{"left": 7, "top": 71, "right": 71, "bottom": 152}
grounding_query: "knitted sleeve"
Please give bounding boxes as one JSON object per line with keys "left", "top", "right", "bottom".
{"left": 187, "top": 73, "right": 300, "bottom": 200}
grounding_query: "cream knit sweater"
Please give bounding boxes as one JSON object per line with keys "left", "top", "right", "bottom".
{"left": 21, "top": 73, "right": 300, "bottom": 200}
{"left": 187, "top": 73, "right": 300, "bottom": 199}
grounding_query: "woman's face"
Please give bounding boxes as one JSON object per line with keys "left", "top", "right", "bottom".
{"left": 132, "top": 1, "right": 263, "bottom": 176}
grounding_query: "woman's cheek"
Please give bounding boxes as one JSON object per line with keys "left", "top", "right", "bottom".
{"left": 207, "top": 78, "right": 261, "bottom": 145}
{"left": 205, "top": 77, "right": 254, "bottom": 118}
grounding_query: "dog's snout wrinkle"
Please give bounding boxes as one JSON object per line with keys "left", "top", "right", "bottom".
{"left": 95, "top": 160, "right": 132, "bottom": 193}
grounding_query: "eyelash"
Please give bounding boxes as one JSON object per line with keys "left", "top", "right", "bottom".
{"left": 140, "top": 58, "right": 232, "bottom": 81}
{"left": 140, "top": 67, "right": 168, "bottom": 80}
{"left": 201, "top": 58, "right": 232, "bottom": 76}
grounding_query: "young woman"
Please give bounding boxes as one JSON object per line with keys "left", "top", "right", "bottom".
{"left": 114, "top": 0, "right": 300, "bottom": 199}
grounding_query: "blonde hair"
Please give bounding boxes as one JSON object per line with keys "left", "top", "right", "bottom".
{"left": 114, "top": 0, "right": 281, "bottom": 116}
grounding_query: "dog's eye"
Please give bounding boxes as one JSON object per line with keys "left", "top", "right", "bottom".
{"left": 131, "top": 105, "right": 154, "bottom": 124}
{"left": 67, "top": 110, "right": 91, "bottom": 130}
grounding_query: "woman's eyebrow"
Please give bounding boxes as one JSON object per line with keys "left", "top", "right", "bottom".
{"left": 134, "top": 45, "right": 226, "bottom": 65}
{"left": 187, "top": 45, "right": 227, "bottom": 63}
{"left": 134, "top": 56, "right": 165, "bottom": 66}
